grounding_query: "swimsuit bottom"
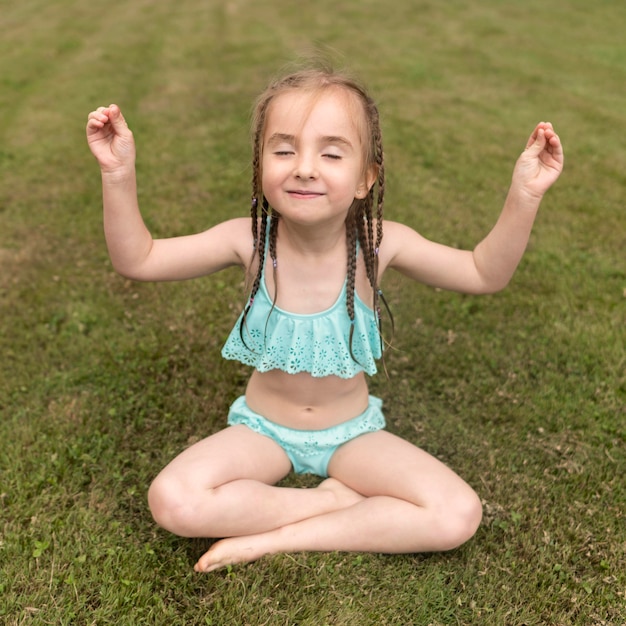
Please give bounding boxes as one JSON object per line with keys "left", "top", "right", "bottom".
{"left": 227, "top": 394, "right": 385, "bottom": 477}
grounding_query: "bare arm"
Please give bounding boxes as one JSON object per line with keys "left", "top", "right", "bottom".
{"left": 382, "top": 123, "right": 564, "bottom": 294}
{"left": 86, "top": 105, "right": 249, "bottom": 281}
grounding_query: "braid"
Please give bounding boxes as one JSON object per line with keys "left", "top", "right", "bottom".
{"left": 250, "top": 139, "right": 261, "bottom": 251}
{"left": 249, "top": 95, "right": 270, "bottom": 258}
{"left": 345, "top": 211, "right": 358, "bottom": 323}
{"left": 370, "top": 105, "right": 394, "bottom": 357}
{"left": 362, "top": 191, "right": 377, "bottom": 287}
{"left": 240, "top": 93, "right": 272, "bottom": 346}
{"left": 371, "top": 98, "right": 385, "bottom": 257}
{"left": 268, "top": 210, "right": 280, "bottom": 301}
{"left": 239, "top": 200, "right": 268, "bottom": 347}
{"left": 353, "top": 93, "right": 394, "bottom": 369}
{"left": 344, "top": 208, "right": 359, "bottom": 361}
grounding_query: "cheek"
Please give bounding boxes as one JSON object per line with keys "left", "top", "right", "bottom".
{"left": 260, "top": 167, "right": 282, "bottom": 204}
{"left": 260, "top": 154, "right": 281, "bottom": 182}
{"left": 259, "top": 158, "right": 273, "bottom": 190}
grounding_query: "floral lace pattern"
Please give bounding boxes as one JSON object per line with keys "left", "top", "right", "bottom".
{"left": 222, "top": 278, "right": 382, "bottom": 378}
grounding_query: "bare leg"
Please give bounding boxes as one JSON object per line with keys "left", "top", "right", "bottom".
{"left": 148, "top": 425, "right": 364, "bottom": 538}
{"left": 195, "top": 431, "right": 482, "bottom": 572}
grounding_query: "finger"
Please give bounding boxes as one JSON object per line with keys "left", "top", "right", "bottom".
{"left": 525, "top": 122, "right": 547, "bottom": 149}
{"left": 87, "top": 107, "right": 111, "bottom": 124}
{"left": 525, "top": 127, "right": 547, "bottom": 155}
{"left": 86, "top": 118, "right": 101, "bottom": 132}
{"left": 546, "top": 129, "right": 560, "bottom": 146}
{"left": 525, "top": 125, "right": 540, "bottom": 150}
{"left": 547, "top": 133, "right": 564, "bottom": 162}
{"left": 538, "top": 122, "right": 560, "bottom": 146}
{"left": 86, "top": 116, "right": 107, "bottom": 134}
{"left": 108, "top": 104, "right": 130, "bottom": 133}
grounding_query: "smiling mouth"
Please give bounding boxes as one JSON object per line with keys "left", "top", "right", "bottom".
{"left": 288, "top": 190, "right": 324, "bottom": 198}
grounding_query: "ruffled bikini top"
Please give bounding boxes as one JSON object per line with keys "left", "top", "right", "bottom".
{"left": 221, "top": 235, "right": 382, "bottom": 379}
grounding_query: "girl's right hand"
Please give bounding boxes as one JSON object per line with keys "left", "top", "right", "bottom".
{"left": 86, "top": 104, "right": 136, "bottom": 175}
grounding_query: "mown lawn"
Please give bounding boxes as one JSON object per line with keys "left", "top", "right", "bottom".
{"left": 1, "top": 0, "right": 624, "bottom": 624}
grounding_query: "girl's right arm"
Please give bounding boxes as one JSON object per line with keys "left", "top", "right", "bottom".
{"left": 86, "top": 105, "right": 249, "bottom": 281}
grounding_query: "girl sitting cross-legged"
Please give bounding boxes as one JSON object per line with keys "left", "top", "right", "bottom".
{"left": 86, "top": 65, "right": 563, "bottom": 572}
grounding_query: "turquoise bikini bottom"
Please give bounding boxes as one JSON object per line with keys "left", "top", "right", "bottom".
{"left": 227, "top": 395, "right": 385, "bottom": 477}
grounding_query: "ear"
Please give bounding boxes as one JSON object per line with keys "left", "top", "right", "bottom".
{"left": 355, "top": 165, "right": 378, "bottom": 199}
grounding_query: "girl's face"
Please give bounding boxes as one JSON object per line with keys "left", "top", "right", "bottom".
{"left": 261, "top": 88, "right": 375, "bottom": 227}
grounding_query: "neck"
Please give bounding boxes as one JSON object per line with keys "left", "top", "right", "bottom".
{"left": 277, "top": 218, "right": 347, "bottom": 257}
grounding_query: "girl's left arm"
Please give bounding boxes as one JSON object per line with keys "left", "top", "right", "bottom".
{"left": 471, "top": 122, "right": 563, "bottom": 291}
{"left": 384, "top": 122, "right": 564, "bottom": 294}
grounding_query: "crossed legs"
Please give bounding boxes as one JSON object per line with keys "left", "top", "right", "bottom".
{"left": 147, "top": 425, "right": 482, "bottom": 572}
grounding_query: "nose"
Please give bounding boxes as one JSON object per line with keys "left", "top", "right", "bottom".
{"left": 293, "top": 152, "right": 318, "bottom": 180}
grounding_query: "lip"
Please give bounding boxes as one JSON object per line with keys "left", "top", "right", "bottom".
{"left": 287, "top": 190, "right": 324, "bottom": 199}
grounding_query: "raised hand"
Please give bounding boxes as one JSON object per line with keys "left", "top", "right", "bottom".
{"left": 86, "top": 104, "right": 136, "bottom": 175}
{"left": 512, "top": 122, "right": 564, "bottom": 199}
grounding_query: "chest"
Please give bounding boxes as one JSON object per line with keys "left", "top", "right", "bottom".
{"left": 263, "top": 252, "right": 373, "bottom": 315}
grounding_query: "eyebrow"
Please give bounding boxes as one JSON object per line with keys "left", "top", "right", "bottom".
{"left": 266, "top": 132, "right": 354, "bottom": 149}
{"left": 266, "top": 133, "right": 295, "bottom": 147}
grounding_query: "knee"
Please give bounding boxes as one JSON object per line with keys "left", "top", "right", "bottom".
{"left": 147, "top": 474, "right": 202, "bottom": 538}
{"left": 436, "top": 489, "right": 483, "bottom": 551}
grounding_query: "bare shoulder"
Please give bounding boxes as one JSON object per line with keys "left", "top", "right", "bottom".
{"left": 378, "top": 220, "right": 428, "bottom": 271}
{"left": 205, "top": 217, "right": 254, "bottom": 266}
{"left": 380, "top": 220, "right": 422, "bottom": 243}
{"left": 163, "top": 217, "right": 255, "bottom": 279}
{"left": 378, "top": 219, "right": 481, "bottom": 291}
{"left": 212, "top": 216, "right": 252, "bottom": 238}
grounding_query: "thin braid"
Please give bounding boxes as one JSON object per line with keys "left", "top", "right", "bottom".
{"left": 370, "top": 108, "right": 394, "bottom": 353}
{"left": 363, "top": 189, "right": 381, "bottom": 349}
{"left": 345, "top": 211, "right": 358, "bottom": 323}
{"left": 241, "top": 94, "right": 271, "bottom": 346}
{"left": 364, "top": 191, "right": 377, "bottom": 287}
{"left": 250, "top": 97, "right": 269, "bottom": 256}
{"left": 345, "top": 209, "right": 359, "bottom": 361}
{"left": 239, "top": 203, "right": 268, "bottom": 346}
{"left": 371, "top": 98, "right": 385, "bottom": 255}
{"left": 369, "top": 99, "right": 383, "bottom": 324}
{"left": 240, "top": 76, "right": 282, "bottom": 348}
{"left": 250, "top": 141, "right": 260, "bottom": 247}
{"left": 355, "top": 194, "right": 377, "bottom": 299}
{"left": 365, "top": 193, "right": 376, "bottom": 277}
{"left": 268, "top": 211, "right": 280, "bottom": 301}
{"left": 252, "top": 202, "right": 269, "bottom": 301}
{"left": 358, "top": 94, "right": 394, "bottom": 368}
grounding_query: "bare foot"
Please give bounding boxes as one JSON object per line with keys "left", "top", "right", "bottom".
{"left": 194, "top": 534, "right": 273, "bottom": 573}
{"left": 316, "top": 477, "right": 366, "bottom": 508}
{"left": 194, "top": 479, "right": 366, "bottom": 573}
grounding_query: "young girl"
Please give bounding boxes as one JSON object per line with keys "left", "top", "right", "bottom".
{"left": 86, "top": 67, "right": 563, "bottom": 573}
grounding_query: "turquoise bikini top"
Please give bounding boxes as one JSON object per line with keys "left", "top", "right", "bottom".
{"left": 221, "top": 237, "right": 382, "bottom": 378}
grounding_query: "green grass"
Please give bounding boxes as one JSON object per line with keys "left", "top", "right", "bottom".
{"left": 1, "top": 0, "right": 624, "bottom": 624}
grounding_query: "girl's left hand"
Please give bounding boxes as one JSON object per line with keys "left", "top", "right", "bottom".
{"left": 512, "top": 122, "right": 564, "bottom": 199}
{"left": 86, "top": 104, "right": 136, "bottom": 175}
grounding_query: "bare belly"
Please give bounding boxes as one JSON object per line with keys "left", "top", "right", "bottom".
{"left": 243, "top": 369, "right": 371, "bottom": 430}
